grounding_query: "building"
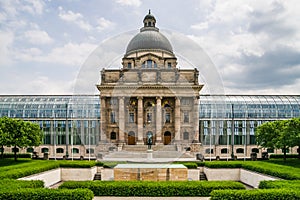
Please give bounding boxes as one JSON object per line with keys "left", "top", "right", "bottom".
{"left": 0, "top": 12, "right": 299, "bottom": 159}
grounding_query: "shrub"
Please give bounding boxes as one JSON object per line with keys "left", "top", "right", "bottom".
{"left": 0, "top": 179, "right": 44, "bottom": 190}
{"left": 270, "top": 154, "right": 298, "bottom": 159}
{"left": 259, "top": 180, "right": 300, "bottom": 189}
{"left": 204, "top": 161, "right": 243, "bottom": 168}
{"left": 173, "top": 162, "right": 198, "bottom": 169}
{"left": 0, "top": 188, "right": 93, "bottom": 200}
{"left": 2, "top": 153, "right": 32, "bottom": 159}
{"left": 58, "top": 160, "right": 96, "bottom": 168}
{"left": 59, "top": 181, "right": 245, "bottom": 196}
{"left": 210, "top": 189, "right": 300, "bottom": 200}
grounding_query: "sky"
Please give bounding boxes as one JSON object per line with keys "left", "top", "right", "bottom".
{"left": 1, "top": 0, "right": 300, "bottom": 95}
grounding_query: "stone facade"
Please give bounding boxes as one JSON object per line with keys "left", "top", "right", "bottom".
{"left": 96, "top": 12, "right": 203, "bottom": 150}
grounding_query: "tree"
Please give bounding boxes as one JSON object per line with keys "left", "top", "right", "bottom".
{"left": 0, "top": 117, "right": 43, "bottom": 161}
{"left": 0, "top": 117, "right": 10, "bottom": 159}
{"left": 287, "top": 118, "right": 300, "bottom": 159}
{"left": 256, "top": 119, "right": 299, "bottom": 161}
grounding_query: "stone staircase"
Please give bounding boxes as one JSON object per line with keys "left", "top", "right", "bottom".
{"left": 199, "top": 172, "right": 207, "bottom": 181}
{"left": 93, "top": 172, "right": 101, "bottom": 181}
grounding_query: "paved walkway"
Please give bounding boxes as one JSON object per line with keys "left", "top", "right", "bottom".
{"left": 94, "top": 197, "right": 210, "bottom": 200}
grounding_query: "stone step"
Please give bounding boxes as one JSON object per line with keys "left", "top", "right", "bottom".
{"left": 123, "top": 145, "right": 177, "bottom": 152}
{"left": 93, "top": 173, "right": 101, "bottom": 181}
{"left": 199, "top": 172, "right": 207, "bottom": 181}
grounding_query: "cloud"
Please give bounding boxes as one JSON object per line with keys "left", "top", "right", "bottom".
{"left": 115, "top": 0, "right": 142, "bottom": 7}
{"left": 96, "top": 17, "right": 115, "bottom": 31}
{"left": 21, "top": 0, "right": 44, "bottom": 15}
{"left": 0, "top": 31, "right": 14, "bottom": 65}
{"left": 24, "top": 30, "right": 53, "bottom": 45}
{"left": 58, "top": 6, "right": 92, "bottom": 31}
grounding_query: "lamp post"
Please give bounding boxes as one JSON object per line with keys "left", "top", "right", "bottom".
{"left": 231, "top": 104, "right": 235, "bottom": 160}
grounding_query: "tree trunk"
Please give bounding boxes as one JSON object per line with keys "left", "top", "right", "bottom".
{"left": 1, "top": 145, "right": 3, "bottom": 159}
{"left": 283, "top": 146, "right": 287, "bottom": 162}
{"left": 14, "top": 145, "right": 17, "bottom": 161}
{"left": 298, "top": 145, "right": 300, "bottom": 159}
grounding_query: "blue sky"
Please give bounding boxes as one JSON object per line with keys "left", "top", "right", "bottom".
{"left": 1, "top": 0, "right": 300, "bottom": 95}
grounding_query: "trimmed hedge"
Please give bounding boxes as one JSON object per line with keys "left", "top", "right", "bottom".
{"left": 210, "top": 189, "right": 300, "bottom": 200}
{"left": 0, "top": 161, "right": 59, "bottom": 179}
{"left": 0, "top": 179, "right": 44, "bottom": 190}
{"left": 173, "top": 162, "right": 198, "bottom": 169}
{"left": 1, "top": 153, "right": 31, "bottom": 159}
{"left": 270, "top": 154, "right": 299, "bottom": 159}
{"left": 0, "top": 188, "right": 93, "bottom": 200}
{"left": 59, "top": 181, "right": 245, "bottom": 197}
{"left": 259, "top": 180, "right": 300, "bottom": 189}
{"left": 204, "top": 161, "right": 243, "bottom": 168}
{"left": 58, "top": 160, "right": 97, "bottom": 168}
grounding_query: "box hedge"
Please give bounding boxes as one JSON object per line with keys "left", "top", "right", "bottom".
{"left": 0, "top": 179, "right": 44, "bottom": 190}
{"left": 1, "top": 153, "right": 32, "bottom": 159}
{"left": 269, "top": 154, "right": 298, "bottom": 159}
{"left": 59, "top": 181, "right": 245, "bottom": 196}
{"left": 210, "top": 189, "right": 300, "bottom": 200}
{"left": 0, "top": 188, "right": 93, "bottom": 200}
{"left": 58, "top": 160, "right": 97, "bottom": 168}
{"left": 259, "top": 180, "right": 300, "bottom": 189}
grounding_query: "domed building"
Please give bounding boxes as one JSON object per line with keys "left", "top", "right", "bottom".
{"left": 97, "top": 11, "right": 203, "bottom": 153}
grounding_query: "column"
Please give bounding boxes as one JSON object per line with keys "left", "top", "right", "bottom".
{"left": 174, "top": 97, "right": 181, "bottom": 142}
{"left": 193, "top": 96, "right": 200, "bottom": 142}
{"left": 118, "top": 97, "right": 125, "bottom": 143}
{"left": 100, "top": 97, "right": 107, "bottom": 142}
{"left": 137, "top": 97, "right": 144, "bottom": 144}
{"left": 156, "top": 96, "right": 162, "bottom": 143}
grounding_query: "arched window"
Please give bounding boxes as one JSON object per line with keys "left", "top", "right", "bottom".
{"left": 236, "top": 148, "right": 244, "bottom": 154}
{"left": 205, "top": 148, "right": 213, "bottom": 154}
{"left": 221, "top": 148, "right": 228, "bottom": 154}
{"left": 110, "top": 132, "right": 117, "bottom": 140}
{"left": 56, "top": 148, "right": 64, "bottom": 153}
{"left": 86, "top": 148, "right": 94, "bottom": 154}
{"left": 26, "top": 147, "right": 34, "bottom": 153}
{"left": 72, "top": 148, "right": 79, "bottom": 154}
{"left": 142, "top": 60, "right": 157, "bottom": 68}
{"left": 252, "top": 148, "right": 259, "bottom": 153}
{"left": 41, "top": 148, "right": 49, "bottom": 153}
{"left": 183, "top": 132, "right": 189, "bottom": 140}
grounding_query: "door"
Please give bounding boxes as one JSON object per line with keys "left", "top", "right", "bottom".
{"left": 128, "top": 131, "right": 136, "bottom": 145}
{"left": 164, "top": 131, "right": 172, "bottom": 145}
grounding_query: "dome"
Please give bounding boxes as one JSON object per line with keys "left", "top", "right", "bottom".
{"left": 125, "top": 11, "right": 173, "bottom": 54}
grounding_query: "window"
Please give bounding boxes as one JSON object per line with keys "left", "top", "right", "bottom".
{"left": 110, "top": 111, "right": 116, "bottom": 123}
{"left": 221, "top": 148, "right": 228, "bottom": 154}
{"left": 146, "top": 112, "right": 152, "bottom": 123}
{"left": 165, "top": 113, "right": 170, "bottom": 123}
{"left": 142, "top": 60, "right": 157, "bottom": 68}
{"left": 86, "top": 148, "right": 94, "bottom": 154}
{"left": 205, "top": 148, "right": 213, "bottom": 154}
{"left": 41, "top": 148, "right": 49, "bottom": 153}
{"left": 184, "top": 112, "right": 189, "bottom": 123}
{"left": 27, "top": 148, "right": 34, "bottom": 153}
{"left": 167, "top": 62, "right": 172, "bottom": 68}
{"left": 127, "top": 63, "right": 132, "bottom": 68}
{"left": 267, "top": 148, "right": 274, "bottom": 153}
{"left": 236, "top": 148, "right": 244, "bottom": 154}
{"left": 110, "top": 132, "right": 117, "bottom": 140}
{"left": 129, "top": 112, "right": 135, "bottom": 123}
{"left": 56, "top": 148, "right": 64, "bottom": 153}
{"left": 252, "top": 148, "right": 259, "bottom": 153}
{"left": 72, "top": 148, "right": 79, "bottom": 154}
{"left": 183, "top": 132, "right": 189, "bottom": 140}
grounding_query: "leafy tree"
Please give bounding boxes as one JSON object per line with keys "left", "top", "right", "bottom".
{"left": 0, "top": 117, "right": 10, "bottom": 158}
{"left": 256, "top": 119, "right": 300, "bottom": 161}
{"left": 0, "top": 117, "right": 43, "bottom": 161}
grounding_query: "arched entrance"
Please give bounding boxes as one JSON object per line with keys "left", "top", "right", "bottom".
{"left": 128, "top": 131, "right": 136, "bottom": 145}
{"left": 164, "top": 131, "right": 172, "bottom": 145}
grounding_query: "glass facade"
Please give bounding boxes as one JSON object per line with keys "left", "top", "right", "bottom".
{"left": 0, "top": 94, "right": 299, "bottom": 158}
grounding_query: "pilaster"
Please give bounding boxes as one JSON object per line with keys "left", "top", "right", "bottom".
{"left": 137, "top": 97, "right": 144, "bottom": 144}
{"left": 174, "top": 97, "right": 181, "bottom": 142}
{"left": 118, "top": 97, "right": 125, "bottom": 143}
{"left": 156, "top": 96, "right": 162, "bottom": 143}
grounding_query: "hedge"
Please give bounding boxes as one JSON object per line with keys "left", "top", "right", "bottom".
{"left": 58, "top": 160, "right": 97, "bottom": 168}
{"left": 210, "top": 189, "right": 300, "bottom": 200}
{"left": 270, "top": 154, "right": 299, "bottom": 159}
{"left": 0, "top": 161, "right": 59, "bottom": 179}
{"left": 59, "top": 181, "right": 245, "bottom": 196}
{"left": 204, "top": 161, "right": 243, "bottom": 168}
{"left": 259, "top": 180, "right": 300, "bottom": 189}
{"left": 0, "top": 179, "right": 44, "bottom": 190}
{"left": 0, "top": 189, "right": 93, "bottom": 200}
{"left": 1, "top": 153, "right": 31, "bottom": 159}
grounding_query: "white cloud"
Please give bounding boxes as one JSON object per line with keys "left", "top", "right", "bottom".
{"left": 24, "top": 30, "right": 53, "bottom": 45}
{"left": 0, "top": 31, "right": 14, "bottom": 65}
{"left": 96, "top": 17, "right": 115, "bottom": 31}
{"left": 115, "top": 0, "right": 142, "bottom": 7}
{"left": 21, "top": 0, "right": 44, "bottom": 15}
{"left": 58, "top": 6, "right": 92, "bottom": 31}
